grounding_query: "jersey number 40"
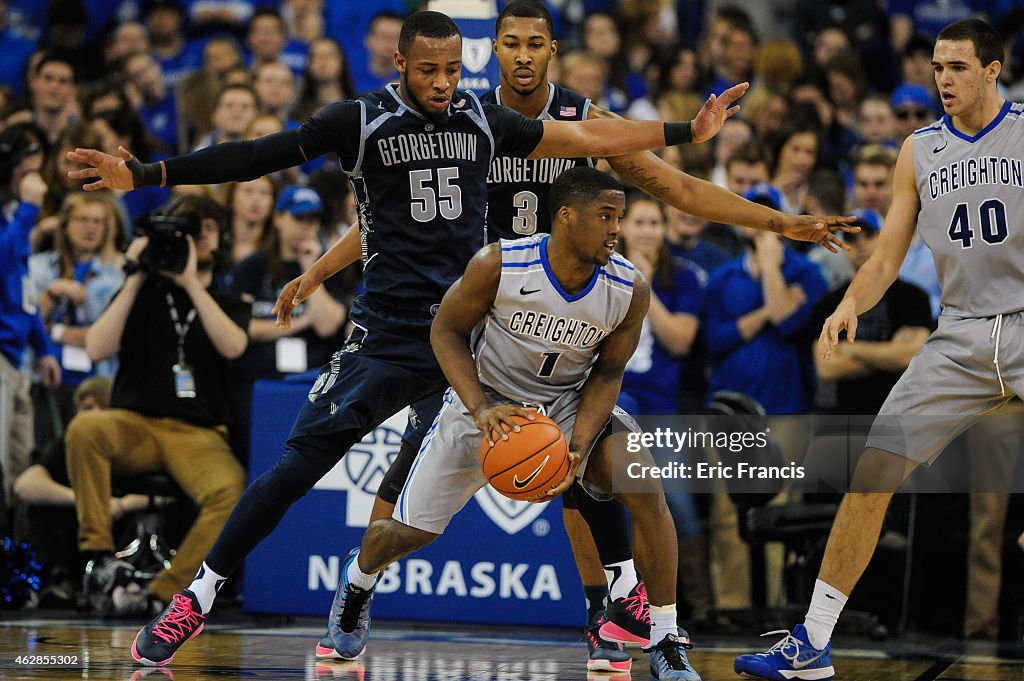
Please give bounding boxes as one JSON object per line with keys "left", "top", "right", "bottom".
{"left": 947, "top": 199, "right": 1008, "bottom": 249}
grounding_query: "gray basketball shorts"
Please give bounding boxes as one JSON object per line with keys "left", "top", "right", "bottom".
{"left": 866, "top": 312, "right": 1024, "bottom": 464}
{"left": 393, "top": 386, "right": 638, "bottom": 534}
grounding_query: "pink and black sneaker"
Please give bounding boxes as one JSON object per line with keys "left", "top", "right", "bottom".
{"left": 131, "top": 590, "right": 206, "bottom": 666}
{"left": 599, "top": 581, "right": 651, "bottom": 647}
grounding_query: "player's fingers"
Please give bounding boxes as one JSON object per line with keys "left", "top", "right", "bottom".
{"left": 118, "top": 146, "right": 133, "bottom": 161}
{"left": 67, "top": 168, "right": 100, "bottom": 180}
{"left": 83, "top": 180, "right": 106, "bottom": 191}
{"left": 847, "top": 316, "right": 858, "bottom": 343}
{"left": 725, "top": 104, "right": 741, "bottom": 118}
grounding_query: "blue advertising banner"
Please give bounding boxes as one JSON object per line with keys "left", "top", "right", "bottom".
{"left": 243, "top": 378, "right": 584, "bottom": 627}
{"left": 427, "top": 0, "right": 499, "bottom": 96}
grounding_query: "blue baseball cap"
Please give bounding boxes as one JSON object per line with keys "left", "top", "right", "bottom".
{"left": 891, "top": 83, "right": 932, "bottom": 112}
{"left": 743, "top": 182, "right": 785, "bottom": 211}
{"left": 275, "top": 185, "right": 323, "bottom": 217}
{"left": 850, "top": 208, "right": 883, "bottom": 233}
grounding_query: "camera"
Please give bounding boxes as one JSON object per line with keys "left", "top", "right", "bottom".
{"left": 134, "top": 211, "right": 201, "bottom": 274}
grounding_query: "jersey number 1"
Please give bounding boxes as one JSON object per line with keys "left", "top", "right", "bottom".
{"left": 409, "top": 167, "right": 463, "bottom": 222}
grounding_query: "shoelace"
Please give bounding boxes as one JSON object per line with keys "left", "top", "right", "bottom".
{"left": 622, "top": 585, "right": 651, "bottom": 625}
{"left": 152, "top": 594, "right": 203, "bottom": 645}
{"left": 646, "top": 635, "right": 692, "bottom": 670}
{"left": 338, "top": 585, "right": 372, "bottom": 632}
{"left": 757, "top": 630, "right": 803, "bottom": 661}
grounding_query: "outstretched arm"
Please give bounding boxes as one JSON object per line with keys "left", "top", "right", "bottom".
{"left": 587, "top": 105, "right": 856, "bottom": 251}
{"left": 431, "top": 244, "right": 535, "bottom": 443}
{"left": 528, "top": 83, "right": 748, "bottom": 160}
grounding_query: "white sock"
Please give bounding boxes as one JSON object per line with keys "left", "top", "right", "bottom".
{"left": 803, "top": 579, "right": 848, "bottom": 649}
{"left": 604, "top": 559, "right": 638, "bottom": 601}
{"left": 347, "top": 554, "right": 379, "bottom": 590}
{"left": 188, "top": 562, "right": 228, "bottom": 615}
{"left": 649, "top": 603, "right": 677, "bottom": 647}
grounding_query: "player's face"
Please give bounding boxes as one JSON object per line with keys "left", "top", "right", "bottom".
{"left": 569, "top": 190, "right": 625, "bottom": 266}
{"left": 933, "top": 39, "right": 999, "bottom": 117}
{"left": 494, "top": 17, "right": 555, "bottom": 96}
{"left": 397, "top": 35, "right": 462, "bottom": 122}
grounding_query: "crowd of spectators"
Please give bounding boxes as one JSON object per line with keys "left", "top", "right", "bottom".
{"left": 1, "top": 0, "right": 1022, "bottom": 638}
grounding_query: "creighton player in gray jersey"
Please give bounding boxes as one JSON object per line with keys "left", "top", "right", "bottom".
{"left": 326, "top": 168, "right": 703, "bottom": 681}
{"left": 735, "top": 19, "right": 1023, "bottom": 681}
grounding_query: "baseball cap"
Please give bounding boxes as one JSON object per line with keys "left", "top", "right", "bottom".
{"left": 891, "top": 83, "right": 933, "bottom": 112}
{"left": 844, "top": 208, "right": 883, "bottom": 242}
{"left": 276, "top": 186, "right": 323, "bottom": 217}
{"left": 743, "top": 182, "right": 785, "bottom": 211}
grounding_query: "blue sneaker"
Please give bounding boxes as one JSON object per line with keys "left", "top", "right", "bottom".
{"left": 645, "top": 631, "right": 702, "bottom": 680}
{"left": 733, "top": 625, "right": 834, "bottom": 680}
{"left": 328, "top": 548, "right": 381, "bottom": 659}
{"left": 315, "top": 631, "right": 364, "bottom": 660}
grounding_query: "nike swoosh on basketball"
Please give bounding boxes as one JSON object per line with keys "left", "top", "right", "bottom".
{"left": 519, "top": 286, "right": 541, "bottom": 295}
{"left": 512, "top": 456, "right": 550, "bottom": 489}
{"left": 933, "top": 140, "right": 948, "bottom": 153}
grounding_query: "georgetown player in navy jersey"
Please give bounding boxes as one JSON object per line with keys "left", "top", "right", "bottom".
{"left": 68, "top": 10, "right": 736, "bottom": 668}
{"left": 326, "top": 167, "right": 703, "bottom": 680}
{"left": 735, "top": 19, "right": 1024, "bottom": 680}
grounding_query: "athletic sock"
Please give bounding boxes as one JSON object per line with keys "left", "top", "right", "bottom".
{"left": 803, "top": 579, "right": 848, "bottom": 649}
{"left": 188, "top": 562, "right": 228, "bottom": 615}
{"left": 348, "top": 554, "right": 380, "bottom": 590}
{"left": 584, "top": 584, "right": 610, "bottom": 624}
{"left": 649, "top": 603, "right": 677, "bottom": 647}
{"left": 605, "top": 559, "right": 639, "bottom": 602}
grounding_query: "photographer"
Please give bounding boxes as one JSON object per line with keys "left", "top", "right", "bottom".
{"left": 0, "top": 122, "right": 61, "bottom": 518}
{"left": 66, "top": 195, "right": 249, "bottom": 616}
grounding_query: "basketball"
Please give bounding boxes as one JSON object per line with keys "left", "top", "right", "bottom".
{"left": 479, "top": 413, "right": 570, "bottom": 501}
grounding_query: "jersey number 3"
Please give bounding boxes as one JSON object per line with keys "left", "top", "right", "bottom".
{"left": 947, "top": 199, "right": 1008, "bottom": 248}
{"left": 409, "top": 167, "right": 463, "bottom": 222}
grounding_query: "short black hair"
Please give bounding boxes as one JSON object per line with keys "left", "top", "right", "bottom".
{"left": 398, "top": 11, "right": 460, "bottom": 55}
{"left": 937, "top": 18, "right": 1004, "bottom": 67}
{"left": 550, "top": 167, "right": 623, "bottom": 220}
{"left": 249, "top": 7, "right": 284, "bottom": 31}
{"left": 496, "top": 1, "right": 554, "bottom": 38}
{"left": 33, "top": 50, "right": 77, "bottom": 81}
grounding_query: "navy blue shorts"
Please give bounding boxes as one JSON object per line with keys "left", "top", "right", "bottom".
{"left": 288, "top": 300, "right": 448, "bottom": 441}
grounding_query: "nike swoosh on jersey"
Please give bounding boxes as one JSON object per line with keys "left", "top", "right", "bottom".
{"left": 933, "top": 141, "right": 948, "bottom": 153}
{"left": 512, "top": 456, "right": 550, "bottom": 489}
{"left": 519, "top": 286, "right": 541, "bottom": 295}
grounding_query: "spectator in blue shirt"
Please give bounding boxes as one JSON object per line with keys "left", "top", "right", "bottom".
{"left": 701, "top": 183, "right": 828, "bottom": 415}
{"left": 0, "top": 123, "right": 61, "bottom": 508}
{"left": 0, "top": 0, "right": 36, "bottom": 97}
{"left": 246, "top": 7, "right": 308, "bottom": 81}
{"left": 323, "top": 1, "right": 404, "bottom": 91}
{"left": 144, "top": 0, "right": 204, "bottom": 89}
{"left": 123, "top": 51, "right": 181, "bottom": 154}
{"left": 350, "top": 10, "right": 402, "bottom": 95}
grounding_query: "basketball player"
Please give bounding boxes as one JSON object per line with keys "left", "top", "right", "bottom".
{"left": 344, "top": 3, "right": 861, "bottom": 671}
{"left": 735, "top": 18, "right": 1024, "bottom": 680}
{"left": 67, "top": 11, "right": 740, "bottom": 668}
{"left": 330, "top": 166, "right": 702, "bottom": 680}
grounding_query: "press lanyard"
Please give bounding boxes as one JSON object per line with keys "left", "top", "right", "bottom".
{"left": 167, "top": 292, "right": 198, "bottom": 398}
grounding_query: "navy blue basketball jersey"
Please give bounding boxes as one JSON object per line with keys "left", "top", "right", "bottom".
{"left": 481, "top": 84, "right": 594, "bottom": 241}
{"left": 296, "top": 84, "right": 543, "bottom": 312}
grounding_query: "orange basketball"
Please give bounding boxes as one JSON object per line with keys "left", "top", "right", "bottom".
{"left": 480, "top": 413, "right": 570, "bottom": 501}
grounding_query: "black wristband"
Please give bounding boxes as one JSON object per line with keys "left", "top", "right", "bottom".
{"left": 126, "top": 157, "right": 163, "bottom": 188}
{"left": 123, "top": 260, "right": 142, "bottom": 277}
{"left": 664, "top": 121, "right": 694, "bottom": 146}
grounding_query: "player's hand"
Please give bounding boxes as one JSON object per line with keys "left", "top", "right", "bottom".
{"left": 543, "top": 449, "right": 582, "bottom": 500}
{"left": 66, "top": 146, "right": 139, "bottom": 191}
{"left": 691, "top": 82, "right": 748, "bottom": 143}
{"left": 780, "top": 215, "right": 859, "bottom": 253}
{"left": 273, "top": 268, "right": 325, "bottom": 328}
{"left": 473, "top": 404, "right": 536, "bottom": 446}
{"left": 819, "top": 297, "right": 859, "bottom": 360}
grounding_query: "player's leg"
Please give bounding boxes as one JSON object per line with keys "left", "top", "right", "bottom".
{"left": 582, "top": 425, "right": 701, "bottom": 681}
{"left": 736, "top": 317, "right": 1013, "bottom": 680}
{"left": 326, "top": 389, "right": 490, "bottom": 658}
{"left": 369, "top": 392, "right": 445, "bottom": 524}
{"left": 562, "top": 487, "right": 633, "bottom": 672}
{"left": 132, "top": 341, "right": 443, "bottom": 666}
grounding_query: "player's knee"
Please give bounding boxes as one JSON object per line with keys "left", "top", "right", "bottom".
{"left": 850, "top": 447, "right": 918, "bottom": 493}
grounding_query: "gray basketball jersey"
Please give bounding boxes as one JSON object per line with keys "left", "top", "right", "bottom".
{"left": 912, "top": 101, "right": 1024, "bottom": 316}
{"left": 472, "top": 235, "right": 637, "bottom": 405}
